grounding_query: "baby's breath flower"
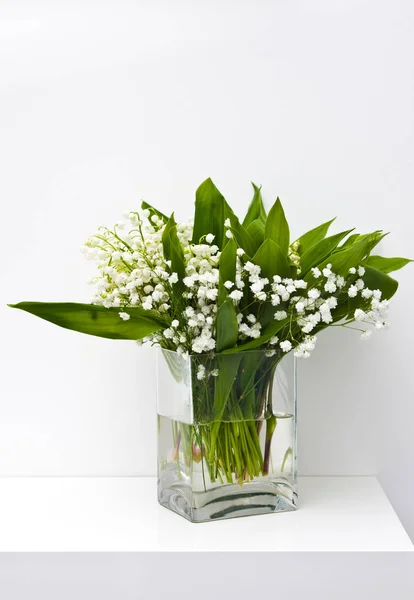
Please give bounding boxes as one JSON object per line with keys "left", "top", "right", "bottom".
{"left": 119, "top": 312, "right": 130, "bottom": 321}
{"left": 280, "top": 340, "right": 292, "bottom": 352}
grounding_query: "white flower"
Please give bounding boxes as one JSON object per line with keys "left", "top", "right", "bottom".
{"left": 349, "top": 267, "right": 356, "bottom": 274}
{"left": 225, "top": 230, "right": 233, "bottom": 238}
{"left": 355, "top": 278, "right": 365, "bottom": 291}
{"left": 354, "top": 309, "right": 366, "bottom": 321}
{"left": 308, "top": 288, "right": 320, "bottom": 300}
{"left": 269, "top": 335, "right": 279, "bottom": 345}
{"left": 163, "top": 328, "right": 174, "bottom": 339}
{"left": 229, "top": 290, "right": 243, "bottom": 303}
{"left": 197, "top": 365, "right": 206, "bottom": 380}
{"left": 324, "top": 280, "right": 337, "bottom": 293}
{"left": 247, "top": 314, "right": 256, "bottom": 323}
{"left": 210, "top": 369, "right": 219, "bottom": 377}
{"left": 224, "top": 218, "right": 231, "bottom": 227}
{"left": 358, "top": 266, "right": 365, "bottom": 276}
{"left": 373, "top": 289, "right": 382, "bottom": 300}
{"left": 296, "top": 301, "right": 305, "bottom": 313}
{"left": 274, "top": 310, "right": 287, "bottom": 321}
{"left": 361, "top": 330, "right": 372, "bottom": 341}
{"left": 236, "top": 248, "right": 245, "bottom": 257}
{"left": 311, "top": 267, "right": 321, "bottom": 278}
{"left": 142, "top": 301, "right": 153, "bottom": 310}
{"left": 348, "top": 285, "right": 358, "bottom": 298}
{"left": 294, "top": 280, "right": 307, "bottom": 290}
{"left": 273, "top": 275, "right": 282, "bottom": 283}
{"left": 205, "top": 233, "right": 215, "bottom": 244}
{"left": 361, "top": 288, "right": 373, "bottom": 299}
{"left": 280, "top": 340, "right": 292, "bottom": 352}
{"left": 119, "top": 312, "right": 130, "bottom": 321}
{"left": 169, "top": 272, "right": 179, "bottom": 284}
{"left": 224, "top": 280, "right": 234, "bottom": 289}
{"left": 244, "top": 261, "right": 261, "bottom": 277}
{"left": 271, "top": 294, "right": 281, "bottom": 306}
{"left": 322, "top": 267, "right": 332, "bottom": 278}
{"left": 375, "top": 321, "right": 385, "bottom": 330}
{"left": 255, "top": 291, "right": 267, "bottom": 301}
{"left": 171, "top": 319, "right": 179, "bottom": 328}
{"left": 206, "top": 288, "right": 219, "bottom": 300}
{"left": 251, "top": 281, "right": 264, "bottom": 293}
{"left": 266, "top": 349, "right": 276, "bottom": 357}
{"left": 326, "top": 297, "right": 338, "bottom": 309}
{"left": 183, "top": 276, "right": 196, "bottom": 287}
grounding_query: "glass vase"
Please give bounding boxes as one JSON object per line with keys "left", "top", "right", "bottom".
{"left": 156, "top": 348, "right": 297, "bottom": 522}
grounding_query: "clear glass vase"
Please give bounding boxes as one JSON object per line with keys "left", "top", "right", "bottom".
{"left": 156, "top": 348, "right": 297, "bottom": 522}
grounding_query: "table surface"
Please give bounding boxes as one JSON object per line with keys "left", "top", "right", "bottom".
{"left": 0, "top": 476, "right": 412, "bottom": 552}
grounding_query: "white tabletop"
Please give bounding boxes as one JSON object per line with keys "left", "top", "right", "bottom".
{"left": 0, "top": 476, "right": 411, "bottom": 552}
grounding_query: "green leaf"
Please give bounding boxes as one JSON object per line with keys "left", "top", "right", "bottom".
{"left": 141, "top": 201, "right": 168, "bottom": 223}
{"left": 336, "top": 232, "right": 360, "bottom": 250}
{"left": 223, "top": 317, "right": 290, "bottom": 353}
{"left": 216, "top": 299, "right": 239, "bottom": 353}
{"left": 223, "top": 202, "right": 256, "bottom": 257}
{"left": 252, "top": 238, "right": 290, "bottom": 280}
{"left": 161, "top": 213, "right": 176, "bottom": 260}
{"left": 209, "top": 353, "right": 243, "bottom": 458}
{"left": 365, "top": 255, "right": 413, "bottom": 274}
{"left": 246, "top": 218, "right": 265, "bottom": 250}
{"left": 361, "top": 265, "right": 399, "bottom": 300}
{"left": 295, "top": 218, "right": 336, "bottom": 255}
{"left": 192, "top": 178, "right": 225, "bottom": 248}
{"left": 219, "top": 238, "right": 237, "bottom": 285}
{"left": 8, "top": 302, "right": 165, "bottom": 340}
{"left": 300, "top": 229, "right": 354, "bottom": 275}
{"left": 265, "top": 197, "right": 290, "bottom": 256}
{"left": 162, "top": 215, "right": 186, "bottom": 293}
{"left": 216, "top": 239, "right": 238, "bottom": 352}
{"left": 242, "top": 183, "right": 266, "bottom": 228}
{"left": 312, "top": 233, "right": 380, "bottom": 279}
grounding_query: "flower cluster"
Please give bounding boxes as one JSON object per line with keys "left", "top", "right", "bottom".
{"left": 83, "top": 207, "right": 391, "bottom": 362}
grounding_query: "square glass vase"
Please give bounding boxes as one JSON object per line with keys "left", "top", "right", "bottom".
{"left": 157, "top": 348, "right": 297, "bottom": 523}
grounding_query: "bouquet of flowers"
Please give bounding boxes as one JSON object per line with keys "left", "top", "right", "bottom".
{"left": 10, "top": 178, "right": 411, "bottom": 519}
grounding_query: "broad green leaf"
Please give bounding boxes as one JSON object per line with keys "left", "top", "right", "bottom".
{"left": 252, "top": 238, "right": 290, "bottom": 280}
{"left": 162, "top": 215, "right": 185, "bottom": 292}
{"left": 162, "top": 213, "right": 176, "bottom": 260}
{"left": 336, "top": 231, "right": 386, "bottom": 253}
{"left": 219, "top": 238, "right": 237, "bottom": 285}
{"left": 295, "top": 218, "right": 336, "bottom": 255}
{"left": 300, "top": 229, "right": 354, "bottom": 275}
{"left": 265, "top": 197, "right": 290, "bottom": 256}
{"left": 313, "top": 233, "right": 380, "bottom": 279}
{"left": 246, "top": 218, "right": 265, "bottom": 250}
{"left": 192, "top": 178, "right": 225, "bottom": 248}
{"left": 224, "top": 202, "right": 256, "bottom": 257}
{"left": 141, "top": 201, "right": 168, "bottom": 223}
{"left": 8, "top": 302, "right": 165, "bottom": 340}
{"left": 361, "top": 265, "right": 399, "bottom": 300}
{"left": 223, "top": 317, "right": 290, "bottom": 353}
{"left": 236, "top": 352, "right": 259, "bottom": 418}
{"left": 216, "top": 298, "right": 239, "bottom": 352}
{"left": 209, "top": 353, "right": 243, "bottom": 458}
{"left": 336, "top": 232, "right": 360, "bottom": 250}
{"left": 242, "top": 183, "right": 266, "bottom": 228}
{"left": 365, "top": 255, "right": 412, "bottom": 274}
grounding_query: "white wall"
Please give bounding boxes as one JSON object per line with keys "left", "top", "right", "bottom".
{"left": 1, "top": 1, "right": 413, "bottom": 536}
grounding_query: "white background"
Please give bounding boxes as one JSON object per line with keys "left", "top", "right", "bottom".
{"left": 0, "top": 0, "right": 413, "bottom": 538}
